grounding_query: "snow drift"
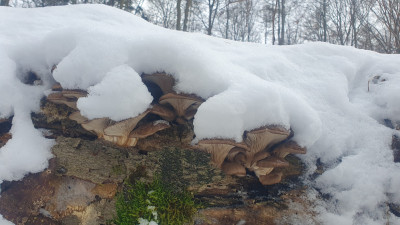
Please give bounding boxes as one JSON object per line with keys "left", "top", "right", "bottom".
{"left": 0, "top": 4, "right": 399, "bottom": 225}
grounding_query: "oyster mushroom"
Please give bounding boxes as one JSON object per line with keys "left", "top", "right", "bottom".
{"left": 126, "top": 120, "right": 171, "bottom": 146}
{"left": 81, "top": 118, "right": 111, "bottom": 138}
{"left": 150, "top": 104, "right": 176, "bottom": 121}
{"left": 47, "top": 93, "right": 78, "bottom": 110}
{"left": 245, "top": 126, "right": 290, "bottom": 153}
{"left": 51, "top": 82, "right": 62, "bottom": 91}
{"left": 69, "top": 111, "right": 88, "bottom": 124}
{"left": 272, "top": 141, "right": 307, "bottom": 158}
{"left": 194, "top": 139, "right": 249, "bottom": 168}
{"left": 103, "top": 110, "right": 150, "bottom": 146}
{"left": 159, "top": 93, "right": 204, "bottom": 124}
{"left": 254, "top": 156, "right": 289, "bottom": 177}
{"left": 141, "top": 73, "right": 175, "bottom": 95}
{"left": 259, "top": 172, "right": 284, "bottom": 185}
{"left": 243, "top": 126, "right": 290, "bottom": 168}
{"left": 221, "top": 161, "right": 247, "bottom": 177}
{"left": 61, "top": 90, "right": 87, "bottom": 99}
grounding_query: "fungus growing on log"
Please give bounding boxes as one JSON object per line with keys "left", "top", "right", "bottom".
{"left": 221, "top": 161, "right": 246, "bottom": 177}
{"left": 47, "top": 93, "right": 78, "bottom": 110}
{"left": 150, "top": 104, "right": 176, "bottom": 121}
{"left": 103, "top": 110, "right": 150, "bottom": 146}
{"left": 259, "top": 172, "right": 284, "bottom": 185}
{"left": 194, "top": 125, "right": 305, "bottom": 185}
{"left": 272, "top": 141, "right": 306, "bottom": 158}
{"left": 81, "top": 118, "right": 111, "bottom": 138}
{"left": 141, "top": 73, "right": 175, "bottom": 95}
{"left": 194, "top": 139, "right": 249, "bottom": 168}
{"left": 159, "top": 93, "right": 204, "bottom": 124}
{"left": 127, "top": 120, "right": 171, "bottom": 146}
{"left": 47, "top": 86, "right": 87, "bottom": 110}
{"left": 253, "top": 156, "right": 289, "bottom": 177}
{"left": 69, "top": 111, "right": 88, "bottom": 124}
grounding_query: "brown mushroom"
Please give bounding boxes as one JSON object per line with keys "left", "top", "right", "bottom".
{"left": 81, "top": 117, "right": 111, "bottom": 138}
{"left": 226, "top": 147, "right": 247, "bottom": 162}
{"left": 61, "top": 90, "right": 87, "bottom": 99}
{"left": 141, "top": 73, "right": 175, "bottom": 95}
{"left": 69, "top": 111, "right": 88, "bottom": 124}
{"left": 126, "top": 120, "right": 171, "bottom": 146}
{"left": 47, "top": 92, "right": 78, "bottom": 110}
{"left": 103, "top": 110, "right": 150, "bottom": 146}
{"left": 244, "top": 126, "right": 290, "bottom": 153}
{"left": 253, "top": 156, "right": 289, "bottom": 177}
{"left": 194, "top": 139, "right": 249, "bottom": 168}
{"left": 221, "top": 161, "right": 246, "bottom": 177}
{"left": 159, "top": 93, "right": 204, "bottom": 123}
{"left": 51, "top": 82, "right": 62, "bottom": 91}
{"left": 272, "top": 141, "right": 307, "bottom": 158}
{"left": 258, "top": 172, "right": 283, "bottom": 185}
{"left": 150, "top": 104, "right": 176, "bottom": 121}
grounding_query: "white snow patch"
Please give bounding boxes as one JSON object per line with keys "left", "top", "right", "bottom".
{"left": 77, "top": 65, "right": 153, "bottom": 121}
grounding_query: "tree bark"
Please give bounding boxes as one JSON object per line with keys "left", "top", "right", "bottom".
{"left": 322, "top": 0, "right": 327, "bottom": 42}
{"left": 279, "top": 0, "right": 285, "bottom": 45}
{"left": 177, "top": 0, "right": 182, "bottom": 30}
{"left": 183, "top": 0, "right": 192, "bottom": 31}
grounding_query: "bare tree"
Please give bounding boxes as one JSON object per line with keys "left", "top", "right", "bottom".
{"left": 148, "top": 0, "right": 176, "bottom": 29}
{"left": 373, "top": 0, "right": 400, "bottom": 53}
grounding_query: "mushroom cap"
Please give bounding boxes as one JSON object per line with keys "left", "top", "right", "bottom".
{"left": 233, "top": 152, "right": 247, "bottom": 165}
{"left": 226, "top": 147, "right": 248, "bottom": 162}
{"left": 61, "top": 90, "right": 87, "bottom": 99}
{"left": 51, "top": 83, "right": 62, "bottom": 91}
{"left": 251, "top": 151, "right": 271, "bottom": 166}
{"left": 129, "top": 120, "right": 170, "bottom": 139}
{"left": 159, "top": 93, "right": 204, "bottom": 118}
{"left": 244, "top": 125, "right": 290, "bottom": 153}
{"left": 141, "top": 73, "right": 175, "bottom": 95}
{"left": 272, "top": 141, "right": 307, "bottom": 158}
{"left": 104, "top": 110, "right": 150, "bottom": 137}
{"left": 69, "top": 111, "right": 88, "bottom": 124}
{"left": 81, "top": 118, "right": 111, "bottom": 138}
{"left": 194, "top": 139, "right": 249, "bottom": 168}
{"left": 103, "top": 110, "right": 150, "bottom": 146}
{"left": 150, "top": 104, "right": 176, "bottom": 121}
{"left": 47, "top": 93, "right": 78, "bottom": 110}
{"left": 256, "top": 156, "right": 289, "bottom": 168}
{"left": 221, "top": 161, "right": 247, "bottom": 177}
{"left": 258, "top": 172, "right": 283, "bottom": 185}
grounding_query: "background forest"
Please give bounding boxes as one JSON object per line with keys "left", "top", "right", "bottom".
{"left": 1, "top": 0, "right": 399, "bottom": 54}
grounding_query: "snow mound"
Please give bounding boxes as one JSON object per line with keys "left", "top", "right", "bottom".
{"left": 0, "top": 5, "right": 400, "bottom": 225}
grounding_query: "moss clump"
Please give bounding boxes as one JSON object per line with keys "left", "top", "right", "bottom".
{"left": 113, "top": 177, "right": 198, "bottom": 225}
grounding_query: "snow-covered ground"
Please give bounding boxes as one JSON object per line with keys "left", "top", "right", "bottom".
{"left": 0, "top": 4, "right": 400, "bottom": 225}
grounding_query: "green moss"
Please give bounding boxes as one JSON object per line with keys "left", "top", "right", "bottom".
{"left": 113, "top": 176, "right": 199, "bottom": 225}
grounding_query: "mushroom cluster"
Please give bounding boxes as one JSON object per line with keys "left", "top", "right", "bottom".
{"left": 141, "top": 73, "right": 204, "bottom": 124}
{"left": 47, "top": 84, "right": 170, "bottom": 147}
{"left": 193, "top": 126, "right": 306, "bottom": 185}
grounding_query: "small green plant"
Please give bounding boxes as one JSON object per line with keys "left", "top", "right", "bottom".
{"left": 113, "top": 176, "right": 198, "bottom": 225}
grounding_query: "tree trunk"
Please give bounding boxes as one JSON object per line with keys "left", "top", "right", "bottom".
{"left": 279, "top": 0, "right": 285, "bottom": 45}
{"left": 0, "top": 0, "right": 10, "bottom": 6}
{"left": 177, "top": 0, "right": 182, "bottom": 30}
{"left": 277, "top": 0, "right": 281, "bottom": 44}
{"left": 183, "top": 0, "right": 192, "bottom": 31}
{"left": 225, "top": 0, "right": 230, "bottom": 38}
{"left": 272, "top": 0, "right": 278, "bottom": 45}
{"left": 323, "top": 0, "right": 327, "bottom": 42}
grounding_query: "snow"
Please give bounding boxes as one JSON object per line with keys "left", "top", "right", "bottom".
{"left": 0, "top": 4, "right": 400, "bottom": 225}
